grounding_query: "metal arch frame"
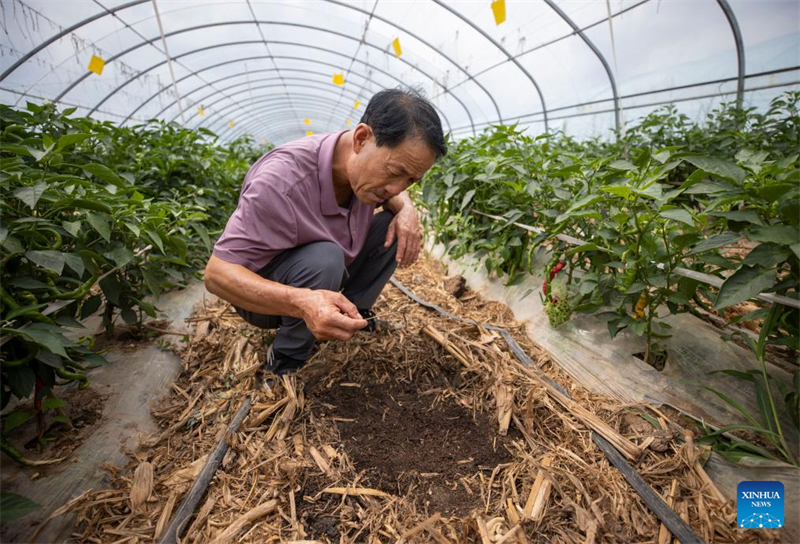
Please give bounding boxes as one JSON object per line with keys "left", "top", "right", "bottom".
{"left": 217, "top": 101, "right": 355, "bottom": 140}
{"left": 0, "top": 0, "right": 150, "bottom": 82}
{"left": 322, "top": 0, "right": 502, "bottom": 124}
{"left": 543, "top": 0, "right": 620, "bottom": 132}
{"left": 195, "top": 94, "right": 355, "bottom": 135}
{"left": 166, "top": 79, "right": 362, "bottom": 125}
{"left": 218, "top": 104, "right": 350, "bottom": 141}
{"left": 1, "top": 0, "right": 751, "bottom": 138}
{"left": 716, "top": 0, "right": 746, "bottom": 108}
{"left": 142, "top": 68, "right": 365, "bottom": 122}
{"left": 430, "top": 0, "right": 549, "bottom": 132}
{"left": 225, "top": 107, "right": 357, "bottom": 142}
{"left": 51, "top": 20, "right": 475, "bottom": 135}
{"left": 223, "top": 107, "right": 351, "bottom": 138}
{"left": 90, "top": 40, "right": 460, "bottom": 135}
{"left": 124, "top": 59, "right": 383, "bottom": 125}
{"left": 172, "top": 77, "right": 363, "bottom": 128}
{"left": 230, "top": 114, "right": 346, "bottom": 141}
{"left": 88, "top": 39, "right": 471, "bottom": 135}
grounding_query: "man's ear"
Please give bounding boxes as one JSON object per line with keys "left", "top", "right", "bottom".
{"left": 352, "top": 123, "right": 373, "bottom": 153}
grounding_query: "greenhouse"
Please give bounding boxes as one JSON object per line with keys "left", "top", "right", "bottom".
{"left": 0, "top": 0, "right": 798, "bottom": 543}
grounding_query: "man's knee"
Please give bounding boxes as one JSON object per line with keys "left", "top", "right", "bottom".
{"left": 292, "top": 241, "right": 346, "bottom": 289}
{"left": 371, "top": 210, "right": 395, "bottom": 239}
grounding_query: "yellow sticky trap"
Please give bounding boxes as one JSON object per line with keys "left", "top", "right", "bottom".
{"left": 491, "top": 0, "right": 506, "bottom": 25}
{"left": 333, "top": 73, "right": 345, "bottom": 85}
{"left": 198, "top": 106, "right": 205, "bottom": 116}
{"left": 304, "top": 118, "right": 311, "bottom": 125}
{"left": 354, "top": 100, "right": 360, "bottom": 109}
{"left": 88, "top": 54, "right": 105, "bottom": 75}
{"left": 229, "top": 121, "right": 235, "bottom": 127}
{"left": 306, "top": 131, "right": 313, "bottom": 136}
{"left": 345, "top": 119, "right": 352, "bottom": 126}
{"left": 392, "top": 37, "right": 402, "bottom": 57}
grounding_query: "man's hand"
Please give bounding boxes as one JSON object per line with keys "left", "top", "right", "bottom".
{"left": 296, "top": 289, "right": 368, "bottom": 341}
{"left": 384, "top": 202, "right": 421, "bottom": 268}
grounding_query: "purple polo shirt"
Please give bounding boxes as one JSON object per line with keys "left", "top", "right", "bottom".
{"left": 212, "top": 130, "right": 375, "bottom": 272}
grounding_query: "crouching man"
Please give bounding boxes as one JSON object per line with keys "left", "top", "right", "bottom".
{"left": 204, "top": 88, "right": 446, "bottom": 375}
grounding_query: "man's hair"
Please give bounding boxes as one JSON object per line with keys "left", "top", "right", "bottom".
{"left": 359, "top": 87, "right": 447, "bottom": 159}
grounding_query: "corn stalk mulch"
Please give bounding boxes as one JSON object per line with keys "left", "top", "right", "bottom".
{"left": 51, "top": 255, "right": 779, "bottom": 544}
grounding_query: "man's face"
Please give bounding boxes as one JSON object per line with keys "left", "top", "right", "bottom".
{"left": 347, "top": 124, "right": 436, "bottom": 205}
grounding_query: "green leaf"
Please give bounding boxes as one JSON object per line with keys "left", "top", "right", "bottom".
{"left": 708, "top": 210, "right": 764, "bottom": 226}
{"left": 56, "top": 133, "right": 91, "bottom": 151}
{"left": 0, "top": 492, "right": 41, "bottom": 523}
{"left": 3, "top": 410, "right": 32, "bottom": 433}
{"left": 99, "top": 274, "right": 122, "bottom": 305}
{"left": 742, "top": 243, "right": 791, "bottom": 268}
{"left": 142, "top": 267, "right": 162, "bottom": 297}
{"left": 62, "top": 253, "right": 85, "bottom": 276}
{"left": 19, "top": 325, "right": 69, "bottom": 357}
{"left": 82, "top": 163, "right": 125, "bottom": 188}
{"left": 5, "top": 364, "right": 35, "bottom": 398}
{"left": 106, "top": 246, "right": 135, "bottom": 268}
{"left": 747, "top": 225, "right": 797, "bottom": 246}
{"left": 565, "top": 243, "right": 600, "bottom": 255}
{"left": 12, "top": 181, "right": 48, "bottom": 209}
{"left": 600, "top": 185, "right": 631, "bottom": 198}
{"left": 659, "top": 208, "right": 694, "bottom": 226}
{"left": 147, "top": 229, "right": 165, "bottom": 254}
{"left": 754, "top": 377, "right": 779, "bottom": 437}
{"left": 6, "top": 303, "right": 48, "bottom": 319}
{"left": 459, "top": 189, "right": 476, "bottom": 210}
{"left": 53, "top": 198, "right": 112, "bottom": 214}
{"left": 25, "top": 250, "right": 65, "bottom": 275}
{"left": 715, "top": 265, "right": 775, "bottom": 310}
{"left": 685, "top": 156, "right": 745, "bottom": 184}
{"left": 35, "top": 349, "right": 64, "bottom": 369}
{"left": 6, "top": 277, "right": 51, "bottom": 290}
{"left": 41, "top": 397, "right": 67, "bottom": 411}
{"left": 86, "top": 212, "right": 111, "bottom": 242}
{"left": 608, "top": 159, "right": 634, "bottom": 171}
{"left": 688, "top": 232, "right": 741, "bottom": 255}
{"left": 62, "top": 220, "right": 82, "bottom": 237}
{"left": 701, "top": 386, "right": 761, "bottom": 428}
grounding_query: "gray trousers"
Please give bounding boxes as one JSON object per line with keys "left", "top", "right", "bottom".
{"left": 234, "top": 210, "right": 398, "bottom": 361}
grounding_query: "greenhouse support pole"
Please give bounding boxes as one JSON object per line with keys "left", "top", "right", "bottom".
{"left": 544, "top": 0, "right": 620, "bottom": 133}
{"left": 151, "top": 0, "right": 186, "bottom": 123}
{"left": 0, "top": 0, "right": 148, "bottom": 83}
{"left": 430, "top": 0, "right": 549, "bottom": 132}
{"left": 717, "top": 0, "right": 745, "bottom": 108}
{"left": 604, "top": 0, "right": 626, "bottom": 137}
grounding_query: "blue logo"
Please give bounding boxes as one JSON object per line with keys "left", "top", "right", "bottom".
{"left": 737, "top": 481, "right": 784, "bottom": 529}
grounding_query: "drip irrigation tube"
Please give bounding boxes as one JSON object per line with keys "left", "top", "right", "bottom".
{"left": 390, "top": 277, "right": 706, "bottom": 544}
{"left": 157, "top": 396, "right": 252, "bottom": 544}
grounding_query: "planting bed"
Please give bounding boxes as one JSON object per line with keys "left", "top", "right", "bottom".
{"left": 308, "top": 374, "right": 519, "bottom": 521}
{"left": 49, "top": 256, "right": 778, "bottom": 543}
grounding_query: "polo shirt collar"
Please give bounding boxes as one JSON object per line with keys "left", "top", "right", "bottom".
{"left": 318, "top": 130, "right": 350, "bottom": 216}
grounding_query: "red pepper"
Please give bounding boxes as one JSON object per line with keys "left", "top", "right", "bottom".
{"left": 543, "top": 260, "right": 565, "bottom": 303}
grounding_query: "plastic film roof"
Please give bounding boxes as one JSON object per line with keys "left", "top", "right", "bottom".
{"left": 1, "top": 0, "right": 798, "bottom": 144}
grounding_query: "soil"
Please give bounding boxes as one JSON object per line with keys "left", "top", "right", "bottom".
{"left": 91, "top": 318, "right": 174, "bottom": 353}
{"left": 633, "top": 349, "right": 668, "bottom": 371}
{"left": 305, "top": 377, "right": 518, "bottom": 528}
{"left": 3, "top": 386, "right": 108, "bottom": 470}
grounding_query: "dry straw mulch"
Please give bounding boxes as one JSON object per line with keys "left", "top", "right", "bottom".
{"left": 51, "top": 255, "right": 779, "bottom": 544}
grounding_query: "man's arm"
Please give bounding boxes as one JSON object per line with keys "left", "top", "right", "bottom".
{"left": 204, "top": 255, "right": 366, "bottom": 341}
{"left": 382, "top": 191, "right": 422, "bottom": 267}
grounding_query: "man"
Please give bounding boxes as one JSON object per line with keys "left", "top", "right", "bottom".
{"left": 204, "top": 88, "right": 446, "bottom": 375}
